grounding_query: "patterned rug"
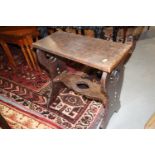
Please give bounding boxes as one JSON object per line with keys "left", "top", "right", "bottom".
{"left": 0, "top": 100, "right": 57, "bottom": 129}
{"left": 0, "top": 64, "right": 51, "bottom": 93}
{"left": 0, "top": 65, "right": 105, "bottom": 129}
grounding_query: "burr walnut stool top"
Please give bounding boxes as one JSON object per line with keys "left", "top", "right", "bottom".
{"left": 33, "top": 31, "right": 132, "bottom": 73}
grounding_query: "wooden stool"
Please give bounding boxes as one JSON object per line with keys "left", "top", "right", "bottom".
{"left": 33, "top": 31, "right": 132, "bottom": 128}
{"left": 0, "top": 27, "right": 40, "bottom": 71}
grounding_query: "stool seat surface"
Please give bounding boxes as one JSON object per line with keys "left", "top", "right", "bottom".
{"left": 33, "top": 31, "right": 132, "bottom": 73}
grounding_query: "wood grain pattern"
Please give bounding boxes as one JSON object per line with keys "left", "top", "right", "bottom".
{"left": 33, "top": 31, "right": 132, "bottom": 73}
{"left": 0, "top": 27, "right": 38, "bottom": 39}
{"left": 0, "top": 41, "right": 16, "bottom": 67}
{"left": 145, "top": 113, "right": 155, "bottom": 129}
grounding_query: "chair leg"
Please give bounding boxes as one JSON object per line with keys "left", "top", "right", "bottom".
{"left": 23, "top": 39, "right": 38, "bottom": 71}
{"left": 0, "top": 41, "right": 16, "bottom": 67}
{"left": 31, "top": 50, "right": 41, "bottom": 71}
{"left": 20, "top": 44, "right": 33, "bottom": 70}
{"left": 123, "top": 27, "right": 128, "bottom": 43}
{"left": 112, "top": 27, "right": 119, "bottom": 42}
{"left": 25, "top": 36, "right": 41, "bottom": 71}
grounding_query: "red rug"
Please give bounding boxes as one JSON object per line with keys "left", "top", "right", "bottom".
{"left": 0, "top": 100, "right": 59, "bottom": 129}
{"left": 0, "top": 67, "right": 105, "bottom": 129}
{"left": 0, "top": 64, "right": 51, "bottom": 93}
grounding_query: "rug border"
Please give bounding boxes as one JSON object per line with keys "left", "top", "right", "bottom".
{"left": 0, "top": 99, "right": 62, "bottom": 129}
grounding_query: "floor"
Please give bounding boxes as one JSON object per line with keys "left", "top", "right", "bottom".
{"left": 107, "top": 27, "right": 155, "bottom": 129}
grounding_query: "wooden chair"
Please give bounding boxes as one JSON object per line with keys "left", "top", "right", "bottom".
{"left": 47, "top": 26, "right": 130, "bottom": 41}
{"left": 0, "top": 27, "right": 40, "bottom": 71}
{"left": 47, "top": 26, "right": 105, "bottom": 39}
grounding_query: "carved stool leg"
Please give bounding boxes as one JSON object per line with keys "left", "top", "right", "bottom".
{"left": 100, "top": 63, "right": 124, "bottom": 128}
{"left": 35, "top": 49, "right": 67, "bottom": 108}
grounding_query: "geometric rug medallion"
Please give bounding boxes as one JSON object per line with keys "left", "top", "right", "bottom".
{"left": 0, "top": 64, "right": 105, "bottom": 129}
